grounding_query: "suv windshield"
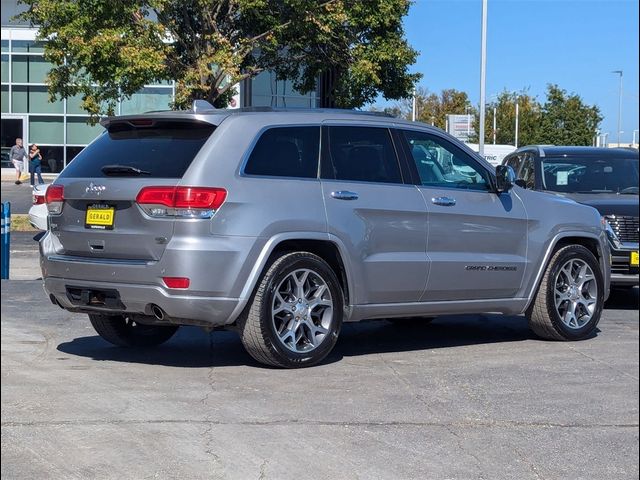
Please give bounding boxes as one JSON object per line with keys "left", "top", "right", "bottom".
{"left": 542, "top": 156, "right": 639, "bottom": 194}
{"left": 59, "top": 120, "right": 215, "bottom": 178}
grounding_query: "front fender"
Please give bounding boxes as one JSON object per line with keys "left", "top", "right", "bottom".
{"left": 522, "top": 229, "right": 611, "bottom": 311}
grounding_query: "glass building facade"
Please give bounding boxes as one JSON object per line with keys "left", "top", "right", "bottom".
{"left": 1, "top": 23, "right": 320, "bottom": 175}
{"left": 1, "top": 27, "right": 175, "bottom": 173}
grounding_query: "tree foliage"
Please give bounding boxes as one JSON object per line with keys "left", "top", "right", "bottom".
{"left": 471, "top": 90, "right": 540, "bottom": 146}
{"left": 392, "top": 87, "right": 473, "bottom": 129}
{"left": 18, "top": 0, "right": 420, "bottom": 119}
{"left": 469, "top": 85, "right": 600, "bottom": 146}
{"left": 536, "top": 85, "right": 602, "bottom": 146}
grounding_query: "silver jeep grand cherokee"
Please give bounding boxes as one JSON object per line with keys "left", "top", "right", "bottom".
{"left": 40, "top": 104, "right": 611, "bottom": 368}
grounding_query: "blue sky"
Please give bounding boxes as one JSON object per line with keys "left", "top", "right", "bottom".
{"left": 379, "top": 0, "right": 639, "bottom": 143}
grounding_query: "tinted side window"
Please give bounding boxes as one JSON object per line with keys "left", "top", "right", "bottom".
{"left": 520, "top": 154, "right": 536, "bottom": 189}
{"left": 59, "top": 121, "right": 215, "bottom": 179}
{"left": 505, "top": 154, "right": 521, "bottom": 172}
{"left": 245, "top": 126, "right": 319, "bottom": 178}
{"left": 402, "top": 130, "right": 491, "bottom": 191}
{"left": 324, "top": 126, "right": 402, "bottom": 184}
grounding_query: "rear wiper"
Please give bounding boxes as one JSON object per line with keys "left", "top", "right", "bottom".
{"left": 101, "top": 164, "right": 150, "bottom": 176}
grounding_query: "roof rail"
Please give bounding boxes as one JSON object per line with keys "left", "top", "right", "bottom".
{"left": 186, "top": 102, "right": 396, "bottom": 117}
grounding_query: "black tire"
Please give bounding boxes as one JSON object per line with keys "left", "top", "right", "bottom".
{"left": 238, "top": 252, "right": 344, "bottom": 368}
{"left": 387, "top": 317, "right": 434, "bottom": 325}
{"left": 89, "top": 314, "right": 179, "bottom": 347}
{"left": 526, "top": 245, "right": 604, "bottom": 341}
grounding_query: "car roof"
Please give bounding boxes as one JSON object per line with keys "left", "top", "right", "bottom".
{"left": 100, "top": 106, "right": 441, "bottom": 131}
{"left": 514, "top": 145, "right": 639, "bottom": 159}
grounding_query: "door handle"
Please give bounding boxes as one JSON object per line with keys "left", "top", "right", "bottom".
{"left": 331, "top": 191, "right": 359, "bottom": 201}
{"left": 431, "top": 196, "right": 456, "bottom": 206}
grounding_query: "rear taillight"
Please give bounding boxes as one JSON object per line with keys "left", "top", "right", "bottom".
{"left": 162, "top": 277, "right": 190, "bottom": 289}
{"left": 45, "top": 185, "right": 64, "bottom": 215}
{"left": 136, "top": 186, "right": 227, "bottom": 218}
{"left": 33, "top": 194, "right": 46, "bottom": 205}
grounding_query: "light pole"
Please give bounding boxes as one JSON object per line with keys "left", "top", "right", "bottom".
{"left": 492, "top": 106, "right": 497, "bottom": 144}
{"left": 633, "top": 129, "right": 639, "bottom": 147}
{"left": 479, "top": 0, "right": 488, "bottom": 156}
{"left": 612, "top": 70, "right": 623, "bottom": 146}
{"left": 465, "top": 105, "right": 471, "bottom": 139}
{"left": 602, "top": 132, "right": 609, "bottom": 147}
{"left": 412, "top": 87, "right": 417, "bottom": 122}
{"left": 515, "top": 100, "right": 519, "bottom": 148}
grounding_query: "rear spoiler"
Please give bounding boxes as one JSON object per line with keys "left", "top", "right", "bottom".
{"left": 99, "top": 112, "right": 226, "bottom": 129}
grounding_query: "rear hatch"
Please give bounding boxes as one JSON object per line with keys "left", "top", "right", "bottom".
{"left": 49, "top": 118, "right": 216, "bottom": 261}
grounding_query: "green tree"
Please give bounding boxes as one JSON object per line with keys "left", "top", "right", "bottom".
{"left": 394, "top": 87, "right": 473, "bottom": 128}
{"left": 472, "top": 90, "right": 541, "bottom": 146}
{"left": 535, "top": 84, "right": 602, "bottom": 145}
{"left": 18, "top": 0, "right": 420, "bottom": 120}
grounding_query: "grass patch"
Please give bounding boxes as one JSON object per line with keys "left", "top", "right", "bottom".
{"left": 10, "top": 214, "right": 38, "bottom": 232}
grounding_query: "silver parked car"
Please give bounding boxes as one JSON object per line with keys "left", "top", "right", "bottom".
{"left": 39, "top": 104, "right": 611, "bottom": 367}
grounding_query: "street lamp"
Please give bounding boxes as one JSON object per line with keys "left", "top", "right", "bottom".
{"left": 515, "top": 100, "right": 519, "bottom": 148}
{"left": 412, "top": 87, "right": 417, "bottom": 122}
{"left": 492, "top": 106, "right": 497, "bottom": 144}
{"left": 479, "top": 0, "right": 488, "bottom": 156}
{"left": 612, "top": 70, "right": 623, "bottom": 146}
{"left": 602, "top": 132, "right": 609, "bottom": 147}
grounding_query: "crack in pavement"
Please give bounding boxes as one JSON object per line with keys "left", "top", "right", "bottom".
{"left": 379, "top": 354, "right": 487, "bottom": 479}
{"left": 563, "top": 343, "right": 639, "bottom": 381}
{"left": 2, "top": 419, "right": 638, "bottom": 429}
{"left": 201, "top": 331, "right": 224, "bottom": 479}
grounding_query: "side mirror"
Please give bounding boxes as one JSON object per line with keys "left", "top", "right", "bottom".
{"left": 495, "top": 165, "right": 516, "bottom": 193}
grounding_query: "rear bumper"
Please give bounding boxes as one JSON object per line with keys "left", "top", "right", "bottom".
{"left": 28, "top": 204, "right": 47, "bottom": 231}
{"left": 43, "top": 276, "right": 239, "bottom": 326}
{"left": 39, "top": 231, "right": 267, "bottom": 326}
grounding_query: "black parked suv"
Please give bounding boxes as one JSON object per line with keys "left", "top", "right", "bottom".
{"left": 503, "top": 146, "right": 639, "bottom": 287}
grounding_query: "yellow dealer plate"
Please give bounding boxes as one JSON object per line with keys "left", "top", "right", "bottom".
{"left": 631, "top": 251, "right": 639, "bottom": 267}
{"left": 85, "top": 205, "right": 115, "bottom": 230}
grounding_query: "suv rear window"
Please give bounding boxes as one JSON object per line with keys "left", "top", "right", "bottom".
{"left": 58, "top": 120, "right": 215, "bottom": 179}
{"left": 244, "top": 126, "right": 320, "bottom": 178}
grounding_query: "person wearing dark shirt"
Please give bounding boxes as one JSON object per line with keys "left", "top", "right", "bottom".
{"left": 28, "top": 144, "right": 45, "bottom": 186}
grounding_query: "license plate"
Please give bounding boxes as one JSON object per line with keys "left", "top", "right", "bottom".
{"left": 85, "top": 205, "right": 115, "bottom": 230}
{"left": 631, "top": 251, "right": 639, "bottom": 267}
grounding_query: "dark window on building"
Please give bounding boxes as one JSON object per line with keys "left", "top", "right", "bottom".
{"left": 37, "top": 146, "right": 63, "bottom": 173}
{"left": 323, "top": 126, "right": 402, "bottom": 184}
{"left": 245, "top": 126, "right": 320, "bottom": 178}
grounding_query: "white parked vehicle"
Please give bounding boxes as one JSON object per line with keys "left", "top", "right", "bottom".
{"left": 466, "top": 143, "right": 516, "bottom": 167}
{"left": 29, "top": 183, "right": 49, "bottom": 230}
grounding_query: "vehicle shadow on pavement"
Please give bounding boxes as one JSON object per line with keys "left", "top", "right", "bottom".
{"left": 330, "top": 314, "right": 538, "bottom": 362}
{"left": 606, "top": 287, "right": 639, "bottom": 310}
{"left": 56, "top": 313, "right": 572, "bottom": 368}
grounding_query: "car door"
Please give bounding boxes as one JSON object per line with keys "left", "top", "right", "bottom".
{"left": 398, "top": 129, "right": 528, "bottom": 301}
{"left": 320, "top": 124, "right": 428, "bottom": 305}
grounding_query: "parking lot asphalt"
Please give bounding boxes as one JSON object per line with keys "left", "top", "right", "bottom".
{"left": 1, "top": 266, "right": 638, "bottom": 479}
{"left": 1, "top": 181, "right": 44, "bottom": 214}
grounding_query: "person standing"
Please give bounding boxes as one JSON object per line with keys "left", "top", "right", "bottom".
{"left": 9, "top": 137, "right": 27, "bottom": 185}
{"left": 28, "top": 144, "right": 45, "bottom": 186}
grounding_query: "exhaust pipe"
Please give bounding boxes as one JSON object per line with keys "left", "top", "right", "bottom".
{"left": 49, "top": 294, "right": 64, "bottom": 309}
{"left": 150, "top": 304, "right": 165, "bottom": 321}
